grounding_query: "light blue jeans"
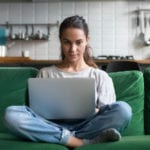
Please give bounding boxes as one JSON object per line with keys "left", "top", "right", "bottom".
{"left": 4, "top": 101, "right": 132, "bottom": 145}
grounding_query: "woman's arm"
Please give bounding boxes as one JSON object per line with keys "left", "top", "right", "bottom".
{"left": 96, "top": 70, "right": 116, "bottom": 108}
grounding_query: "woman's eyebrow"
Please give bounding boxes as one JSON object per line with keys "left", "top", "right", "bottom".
{"left": 62, "top": 38, "right": 70, "bottom": 41}
{"left": 61, "top": 38, "right": 83, "bottom": 42}
{"left": 76, "top": 39, "right": 83, "bottom": 41}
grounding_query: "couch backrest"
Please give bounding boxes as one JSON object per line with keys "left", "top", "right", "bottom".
{"left": 0, "top": 67, "right": 145, "bottom": 136}
{"left": 109, "top": 71, "right": 144, "bottom": 136}
{"left": 144, "top": 68, "right": 150, "bottom": 134}
{"left": 0, "top": 67, "right": 38, "bottom": 133}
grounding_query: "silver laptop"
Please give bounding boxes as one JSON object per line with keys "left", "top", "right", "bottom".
{"left": 28, "top": 78, "right": 95, "bottom": 120}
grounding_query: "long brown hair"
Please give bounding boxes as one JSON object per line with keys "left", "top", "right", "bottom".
{"left": 59, "top": 15, "right": 98, "bottom": 68}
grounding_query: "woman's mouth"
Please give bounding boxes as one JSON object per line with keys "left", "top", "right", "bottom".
{"left": 69, "top": 54, "right": 77, "bottom": 58}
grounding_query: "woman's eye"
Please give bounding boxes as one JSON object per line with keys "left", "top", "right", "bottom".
{"left": 76, "top": 41, "right": 82, "bottom": 45}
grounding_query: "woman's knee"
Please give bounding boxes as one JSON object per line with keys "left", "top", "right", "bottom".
{"left": 4, "top": 105, "right": 26, "bottom": 130}
{"left": 113, "top": 101, "right": 132, "bottom": 124}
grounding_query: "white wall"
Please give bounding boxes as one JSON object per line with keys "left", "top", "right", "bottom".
{"left": 0, "top": 0, "right": 150, "bottom": 60}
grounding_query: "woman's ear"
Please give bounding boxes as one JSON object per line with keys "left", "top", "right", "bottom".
{"left": 87, "top": 36, "right": 90, "bottom": 42}
{"left": 86, "top": 36, "right": 90, "bottom": 45}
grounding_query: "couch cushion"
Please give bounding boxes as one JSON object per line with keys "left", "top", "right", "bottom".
{"left": 0, "top": 133, "right": 68, "bottom": 150}
{"left": 144, "top": 67, "right": 150, "bottom": 134}
{"left": 75, "top": 135, "right": 150, "bottom": 150}
{"left": 109, "top": 71, "right": 144, "bottom": 136}
{"left": 0, "top": 139, "right": 68, "bottom": 150}
{"left": 0, "top": 67, "right": 38, "bottom": 133}
{"left": 0, "top": 133, "right": 19, "bottom": 141}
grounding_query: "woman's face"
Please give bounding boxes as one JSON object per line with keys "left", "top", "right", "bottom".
{"left": 60, "top": 27, "right": 88, "bottom": 63}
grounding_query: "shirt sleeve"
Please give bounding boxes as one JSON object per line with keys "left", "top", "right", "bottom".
{"left": 37, "top": 69, "right": 49, "bottom": 78}
{"left": 96, "top": 70, "right": 116, "bottom": 108}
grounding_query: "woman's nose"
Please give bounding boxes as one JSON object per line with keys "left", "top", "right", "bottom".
{"left": 70, "top": 44, "right": 77, "bottom": 52}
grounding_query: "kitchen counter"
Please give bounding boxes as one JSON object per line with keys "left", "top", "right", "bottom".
{"left": 0, "top": 57, "right": 61, "bottom": 64}
{"left": 94, "top": 59, "right": 150, "bottom": 64}
{"left": 0, "top": 57, "right": 30, "bottom": 63}
{"left": 0, "top": 57, "right": 150, "bottom": 71}
{"left": 0, "top": 57, "right": 150, "bottom": 64}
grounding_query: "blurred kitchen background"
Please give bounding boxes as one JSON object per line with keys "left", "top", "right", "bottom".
{"left": 0, "top": 0, "right": 150, "bottom": 60}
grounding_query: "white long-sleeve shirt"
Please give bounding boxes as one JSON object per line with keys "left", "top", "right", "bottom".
{"left": 37, "top": 66, "right": 116, "bottom": 108}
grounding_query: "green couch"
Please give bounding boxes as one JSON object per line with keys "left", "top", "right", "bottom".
{"left": 0, "top": 67, "right": 150, "bottom": 150}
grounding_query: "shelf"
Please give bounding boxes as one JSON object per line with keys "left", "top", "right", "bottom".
{"left": 137, "top": 9, "right": 150, "bottom": 12}
{"left": 1, "top": 21, "right": 59, "bottom": 27}
{"left": 0, "top": 21, "right": 59, "bottom": 41}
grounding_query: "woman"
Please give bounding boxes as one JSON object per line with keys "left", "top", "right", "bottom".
{"left": 4, "top": 15, "right": 132, "bottom": 148}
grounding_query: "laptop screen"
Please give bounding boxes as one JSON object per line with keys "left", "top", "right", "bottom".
{"left": 28, "top": 78, "right": 95, "bottom": 120}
